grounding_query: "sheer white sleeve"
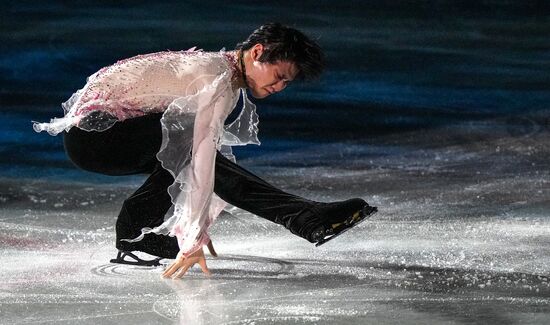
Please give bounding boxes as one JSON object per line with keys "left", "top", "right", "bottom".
{"left": 121, "top": 69, "right": 240, "bottom": 258}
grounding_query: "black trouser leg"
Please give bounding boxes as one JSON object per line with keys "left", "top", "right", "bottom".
{"left": 214, "top": 153, "right": 323, "bottom": 241}
{"left": 64, "top": 113, "right": 181, "bottom": 258}
{"left": 114, "top": 161, "right": 181, "bottom": 258}
{"left": 63, "top": 111, "right": 163, "bottom": 176}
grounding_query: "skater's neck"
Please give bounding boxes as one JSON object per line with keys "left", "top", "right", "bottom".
{"left": 227, "top": 50, "right": 248, "bottom": 90}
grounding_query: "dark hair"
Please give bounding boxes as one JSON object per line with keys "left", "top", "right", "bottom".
{"left": 236, "top": 23, "right": 324, "bottom": 81}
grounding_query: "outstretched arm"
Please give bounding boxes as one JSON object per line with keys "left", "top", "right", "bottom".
{"left": 161, "top": 76, "right": 237, "bottom": 278}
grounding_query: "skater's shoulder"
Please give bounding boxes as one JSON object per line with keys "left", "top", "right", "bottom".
{"left": 103, "top": 47, "right": 229, "bottom": 75}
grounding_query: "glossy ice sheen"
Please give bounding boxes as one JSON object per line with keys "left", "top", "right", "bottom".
{"left": 2, "top": 117, "right": 549, "bottom": 324}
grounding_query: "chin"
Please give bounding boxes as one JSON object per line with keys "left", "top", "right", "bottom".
{"left": 249, "top": 88, "right": 270, "bottom": 99}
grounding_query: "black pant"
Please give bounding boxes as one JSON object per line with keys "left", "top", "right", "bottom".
{"left": 63, "top": 112, "right": 329, "bottom": 258}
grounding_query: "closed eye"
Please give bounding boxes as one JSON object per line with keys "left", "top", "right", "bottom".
{"left": 278, "top": 75, "right": 290, "bottom": 84}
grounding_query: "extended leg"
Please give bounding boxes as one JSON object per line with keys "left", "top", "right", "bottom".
{"left": 213, "top": 152, "right": 373, "bottom": 243}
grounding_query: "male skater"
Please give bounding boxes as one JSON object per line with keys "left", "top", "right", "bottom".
{"left": 33, "top": 23, "right": 377, "bottom": 279}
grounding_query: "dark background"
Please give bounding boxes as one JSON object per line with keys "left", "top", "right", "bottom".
{"left": 1, "top": 0, "right": 549, "bottom": 180}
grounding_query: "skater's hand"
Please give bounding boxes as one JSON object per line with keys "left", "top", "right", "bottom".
{"left": 162, "top": 240, "right": 218, "bottom": 279}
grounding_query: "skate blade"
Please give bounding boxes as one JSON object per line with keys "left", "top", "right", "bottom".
{"left": 329, "top": 210, "right": 363, "bottom": 230}
{"left": 110, "top": 250, "right": 162, "bottom": 267}
{"left": 315, "top": 205, "right": 378, "bottom": 247}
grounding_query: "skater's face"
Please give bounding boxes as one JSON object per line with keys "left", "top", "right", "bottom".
{"left": 244, "top": 44, "right": 298, "bottom": 99}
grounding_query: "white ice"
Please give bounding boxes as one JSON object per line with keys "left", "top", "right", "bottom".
{"left": 1, "top": 117, "right": 549, "bottom": 324}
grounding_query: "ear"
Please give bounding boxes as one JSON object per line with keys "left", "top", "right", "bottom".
{"left": 250, "top": 43, "right": 264, "bottom": 62}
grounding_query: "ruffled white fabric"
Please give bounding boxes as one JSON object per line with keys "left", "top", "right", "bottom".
{"left": 33, "top": 48, "right": 260, "bottom": 258}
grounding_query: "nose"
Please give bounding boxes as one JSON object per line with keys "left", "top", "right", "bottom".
{"left": 272, "top": 80, "right": 287, "bottom": 93}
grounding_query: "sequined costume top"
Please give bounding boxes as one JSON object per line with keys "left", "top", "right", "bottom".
{"left": 33, "top": 47, "right": 260, "bottom": 258}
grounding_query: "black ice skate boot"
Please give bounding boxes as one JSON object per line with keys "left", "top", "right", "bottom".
{"left": 113, "top": 233, "right": 180, "bottom": 266}
{"left": 112, "top": 211, "right": 180, "bottom": 266}
{"left": 290, "top": 198, "right": 377, "bottom": 247}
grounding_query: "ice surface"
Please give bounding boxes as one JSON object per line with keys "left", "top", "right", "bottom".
{"left": 2, "top": 117, "right": 550, "bottom": 324}
{"left": 2, "top": 0, "right": 550, "bottom": 323}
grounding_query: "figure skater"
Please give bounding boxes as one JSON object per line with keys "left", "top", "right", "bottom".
{"left": 33, "top": 23, "right": 377, "bottom": 279}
